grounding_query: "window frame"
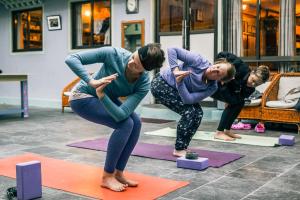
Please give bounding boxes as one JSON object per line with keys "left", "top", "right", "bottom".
{"left": 12, "top": 7, "right": 43, "bottom": 52}
{"left": 157, "top": 0, "right": 216, "bottom": 36}
{"left": 71, "top": 0, "right": 112, "bottom": 49}
{"left": 223, "top": 0, "right": 300, "bottom": 72}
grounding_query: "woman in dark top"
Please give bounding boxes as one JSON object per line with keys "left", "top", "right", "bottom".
{"left": 211, "top": 52, "right": 270, "bottom": 141}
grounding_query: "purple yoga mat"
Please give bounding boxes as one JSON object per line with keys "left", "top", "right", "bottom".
{"left": 67, "top": 138, "right": 244, "bottom": 168}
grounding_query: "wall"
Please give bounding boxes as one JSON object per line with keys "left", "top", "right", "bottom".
{"left": 0, "top": 0, "right": 154, "bottom": 108}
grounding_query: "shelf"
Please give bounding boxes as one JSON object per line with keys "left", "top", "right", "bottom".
{"left": 29, "top": 29, "right": 41, "bottom": 33}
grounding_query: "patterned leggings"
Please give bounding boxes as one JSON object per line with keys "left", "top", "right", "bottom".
{"left": 151, "top": 75, "right": 203, "bottom": 150}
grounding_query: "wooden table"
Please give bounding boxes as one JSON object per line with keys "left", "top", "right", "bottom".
{"left": 0, "top": 74, "right": 29, "bottom": 118}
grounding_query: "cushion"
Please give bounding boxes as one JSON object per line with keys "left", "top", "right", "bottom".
{"left": 63, "top": 92, "right": 71, "bottom": 96}
{"left": 266, "top": 100, "right": 298, "bottom": 109}
{"left": 278, "top": 77, "right": 300, "bottom": 99}
{"left": 246, "top": 99, "right": 262, "bottom": 107}
{"left": 284, "top": 87, "right": 300, "bottom": 101}
{"left": 256, "top": 81, "right": 271, "bottom": 93}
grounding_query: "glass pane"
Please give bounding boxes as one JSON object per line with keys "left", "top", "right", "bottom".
{"left": 159, "top": 0, "right": 183, "bottom": 32}
{"left": 81, "top": 3, "right": 92, "bottom": 46}
{"left": 248, "top": 61, "right": 280, "bottom": 72}
{"left": 190, "top": 0, "right": 214, "bottom": 31}
{"left": 260, "top": 0, "right": 279, "bottom": 56}
{"left": 93, "top": 0, "right": 111, "bottom": 45}
{"left": 13, "top": 12, "right": 28, "bottom": 50}
{"left": 13, "top": 9, "right": 42, "bottom": 51}
{"left": 242, "top": 0, "right": 257, "bottom": 56}
{"left": 28, "top": 9, "right": 42, "bottom": 49}
{"left": 296, "top": 0, "right": 300, "bottom": 55}
{"left": 124, "top": 23, "right": 142, "bottom": 52}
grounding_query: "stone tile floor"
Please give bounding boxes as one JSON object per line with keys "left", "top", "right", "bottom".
{"left": 0, "top": 107, "right": 299, "bottom": 200}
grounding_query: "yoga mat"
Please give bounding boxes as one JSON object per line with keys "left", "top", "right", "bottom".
{"left": 68, "top": 139, "right": 243, "bottom": 168}
{"left": 144, "top": 127, "right": 279, "bottom": 147}
{"left": 141, "top": 118, "right": 175, "bottom": 124}
{"left": 0, "top": 153, "right": 188, "bottom": 200}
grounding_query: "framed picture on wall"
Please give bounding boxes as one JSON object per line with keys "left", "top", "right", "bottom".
{"left": 47, "top": 15, "right": 62, "bottom": 31}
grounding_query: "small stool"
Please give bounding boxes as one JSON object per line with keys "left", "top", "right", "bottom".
{"left": 279, "top": 135, "right": 295, "bottom": 146}
{"left": 16, "top": 161, "right": 42, "bottom": 200}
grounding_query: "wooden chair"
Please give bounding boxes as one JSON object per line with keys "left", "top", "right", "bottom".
{"left": 237, "top": 73, "right": 279, "bottom": 122}
{"left": 261, "top": 73, "right": 300, "bottom": 133}
{"left": 61, "top": 77, "right": 80, "bottom": 112}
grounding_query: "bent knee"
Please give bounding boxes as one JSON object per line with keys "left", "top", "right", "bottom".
{"left": 186, "top": 107, "right": 203, "bottom": 121}
{"left": 120, "top": 117, "right": 134, "bottom": 130}
{"left": 132, "top": 116, "right": 142, "bottom": 129}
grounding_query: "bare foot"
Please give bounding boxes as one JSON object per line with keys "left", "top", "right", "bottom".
{"left": 214, "top": 131, "right": 235, "bottom": 141}
{"left": 115, "top": 170, "right": 138, "bottom": 187}
{"left": 225, "top": 130, "right": 242, "bottom": 139}
{"left": 173, "top": 149, "right": 187, "bottom": 157}
{"left": 101, "top": 172, "right": 126, "bottom": 192}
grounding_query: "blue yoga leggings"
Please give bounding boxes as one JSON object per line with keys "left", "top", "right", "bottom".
{"left": 70, "top": 97, "right": 141, "bottom": 173}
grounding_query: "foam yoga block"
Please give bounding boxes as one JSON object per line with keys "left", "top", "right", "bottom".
{"left": 176, "top": 157, "right": 209, "bottom": 170}
{"left": 16, "top": 161, "right": 42, "bottom": 200}
{"left": 279, "top": 135, "right": 295, "bottom": 146}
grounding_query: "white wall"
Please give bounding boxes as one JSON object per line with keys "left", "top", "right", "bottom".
{"left": 190, "top": 33, "right": 214, "bottom": 63}
{"left": 160, "top": 33, "right": 214, "bottom": 67}
{"left": 0, "top": 0, "right": 155, "bottom": 108}
{"left": 112, "top": 0, "right": 154, "bottom": 47}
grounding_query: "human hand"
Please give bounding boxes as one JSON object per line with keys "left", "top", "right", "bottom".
{"left": 96, "top": 82, "right": 110, "bottom": 99}
{"left": 89, "top": 73, "right": 118, "bottom": 88}
{"left": 173, "top": 68, "right": 190, "bottom": 83}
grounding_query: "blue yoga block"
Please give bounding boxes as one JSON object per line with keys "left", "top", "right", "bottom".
{"left": 279, "top": 135, "right": 295, "bottom": 146}
{"left": 176, "top": 157, "right": 209, "bottom": 170}
{"left": 16, "top": 161, "right": 42, "bottom": 200}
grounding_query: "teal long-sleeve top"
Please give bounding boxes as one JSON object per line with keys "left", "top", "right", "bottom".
{"left": 65, "top": 47, "right": 150, "bottom": 122}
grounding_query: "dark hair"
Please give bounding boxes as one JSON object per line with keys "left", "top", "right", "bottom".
{"left": 138, "top": 43, "right": 165, "bottom": 71}
{"left": 253, "top": 65, "right": 270, "bottom": 83}
{"left": 214, "top": 58, "right": 236, "bottom": 83}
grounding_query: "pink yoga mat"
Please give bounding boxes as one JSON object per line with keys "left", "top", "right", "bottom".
{"left": 67, "top": 138, "right": 244, "bottom": 168}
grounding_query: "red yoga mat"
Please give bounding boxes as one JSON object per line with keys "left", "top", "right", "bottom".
{"left": 0, "top": 153, "right": 189, "bottom": 200}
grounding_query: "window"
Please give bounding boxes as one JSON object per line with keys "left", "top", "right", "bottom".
{"left": 259, "top": 0, "right": 279, "bottom": 56}
{"left": 190, "top": 0, "right": 214, "bottom": 31}
{"left": 242, "top": 1, "right": 257, "bottom": 56}
{"left": 160, "top": 0, "right": 183, "bottom": 32}
{"left": 242, "top": 0, "right": 279, "bottom": 57}
{"left": 159, "top": 0, "right": 214, "bottom": 33}
{"left": 296, "top": 0, "right": 300, "bottom": 55}
{"left": 71, "top": 0, "right": 111, "bottom": 49}
{"left": 12, "top": 8, "right": 43, "bottom": 52}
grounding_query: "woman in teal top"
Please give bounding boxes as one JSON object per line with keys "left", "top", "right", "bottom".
{"left": 65, "top": 44, "right": 165, "bottom": 192}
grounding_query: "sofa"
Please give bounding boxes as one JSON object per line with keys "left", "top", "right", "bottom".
{"left": 261, "top": 73, "right": 300, "bottom": 133}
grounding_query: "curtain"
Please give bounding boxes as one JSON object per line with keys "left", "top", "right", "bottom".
{"left": 225, "top": 0, "right": 242, "bottom": 56}
{"left": 279, "top": 0, "right": 296, "bottom": 72}
{"left": 279, "top": 0, "right": 295, "bottom": 56}
{"left": 76, "top": 4, "right": 83, "bottom": 46}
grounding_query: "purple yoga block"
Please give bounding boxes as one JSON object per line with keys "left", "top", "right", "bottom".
{"left": 279, "top": 135, "right": 295, "bottom": 146}
{"left": 16, "top": 161, "right": 42, "bottom": 200}
{"left": 176, "top": 157, "right": 209, "bottom": 170}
